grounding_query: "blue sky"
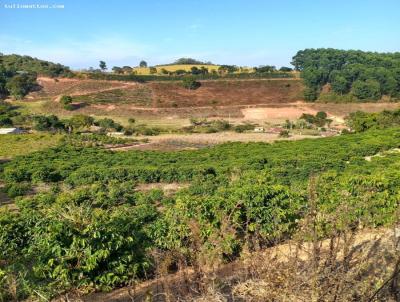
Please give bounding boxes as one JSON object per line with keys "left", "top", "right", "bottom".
{"left": 1, "top": 0, "right": 399, "bottom": 69}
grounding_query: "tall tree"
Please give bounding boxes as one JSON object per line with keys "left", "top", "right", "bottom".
{"left": 99, "top": 61, "right": 107, "bottom": 71}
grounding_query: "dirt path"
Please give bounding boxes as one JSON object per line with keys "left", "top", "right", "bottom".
{"left": 109, "top": 132, "right": 320, "bottom": 151}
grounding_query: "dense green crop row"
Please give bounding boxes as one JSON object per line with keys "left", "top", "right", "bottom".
{"left": 3, "top": 128, "right": 399, "bottom": 188}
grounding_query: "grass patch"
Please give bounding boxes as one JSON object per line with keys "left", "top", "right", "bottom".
{"left": 0, "top": 133, "right": 62, "bottom": 158}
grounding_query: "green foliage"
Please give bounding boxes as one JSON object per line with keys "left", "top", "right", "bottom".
{"left": 293, "top": 48, "right": 400, "bottom": 101}
{"left": 112, "top": 66, "right": 123, "bottom": 74}
{"left": 255, "top": 65, "right": 276, "bottom": 73}
{"left": 279, "top": 66, "right": 293, "bottom": 72}
{"left": 63, "top": 103, "right": 75, "bottom": 111}
{"left": 5, "top": 74, "right": 37, "bottom": 99}
{"left": 99, "top": 61, "right": 107, "bottom": 71}
{"left": 124, "top": 124, "right": 161, "bottom": 136}
{"left": 60, "top": 95, "right": 74, "bottom": 110}
{"left": 0, "top": 102, "right": 17, "bottom": 126}
{"left": 33, "top": 115, "right": 64, "bottom": 132}
{"left": 68, "top": 114, "right": 94, "bottom": 130}
{"left": 346, "top": 109, "right": 400, "bottom": 132}
{"left": 96, "top": 118, "right": 123, "bottom": 131}
{"left": 139, "top": 60, "right": 147, "bottom": 68}
{"left": 330, "top": 74, "right": 349, "bottom": 94}
{"left": 351, "top": 79, "right": 381, "bottom": 100}
{"left": 182, "top": 77, "right": 201, "bottom": 90}
{"left": 315, "top": 169, "right": 399, "bottom": 235}
{"left": 149, "top": 67, "right": 157, "bottom": 74}
{"left": 5, "top": 182, "right": 31, "bottom": 197}
{"left": 0, "top": 53, "right": 71, "bottom": 77}
{"left": 1, "top": 127, "right": 400, "bottom": 299}
{"left": 218, "top": 65, "right": 239, "bottom": 74}
{"left": 234, "top": 123, "right": 255, "bottom": 133}
{"left": 173, "top": 58, "right": 210, "bottom": 65}
{"left": 60, "top": 95, "right": 73, "bottom": 105}
{"left": 85, "top": 71, "right": 293, "bottom": 82}
{"left": 300, "top": 111, "right": 330, "bottom": 127}
{"left": 0, "top": 54, "right": 71, "bottom": 100}
{"left": 190, "top": 66, "right": 208, "bottom": 75}
{"left": 61, "top": 134, "right": 137, "bottom": 147}
{"left": 303, "top": 87, "right": 319, "bottom": 101}
{"left": 152, "top": 172, "right": 303, "bottom": 256}
{"left": 184, "top": 119, "right": 231, "bottom": 133}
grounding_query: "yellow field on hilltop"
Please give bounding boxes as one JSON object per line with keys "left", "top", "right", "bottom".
{"left": 133, "top": 64, "right": 255, "bottom": 75}
{"left": 133, "top": 64, "right": 220, "bottom": 75}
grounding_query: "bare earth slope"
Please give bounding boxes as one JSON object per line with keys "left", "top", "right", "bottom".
{"left": 25, "top": 77, "right": 400, "bottom": 125}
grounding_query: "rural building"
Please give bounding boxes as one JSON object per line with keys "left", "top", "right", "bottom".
{"left": 0, "top": 128, "right": 24, "bottom": 135}
{"left": 254, "top": 127, "right": 264, "bottom": 132}
{"left": 266, "top": 127, "right": 284, "bottom": 134}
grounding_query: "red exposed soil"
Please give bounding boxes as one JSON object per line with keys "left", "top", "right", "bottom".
{"left": 148, "top": 79, "right": 303, "bottom": 107}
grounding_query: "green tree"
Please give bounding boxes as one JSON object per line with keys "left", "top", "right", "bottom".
{"left": 122, "top": 66, "right": 133, "bottom": 74}
{"left": 60, "top": 95, "right": 72, "bottom": 105}
{"left": 279, "top": 66, "right": 293, "bottom": 72}
{"left": 160, "top": 68, "right": 169, "bottom": 75}
{"left": 351, "top": 79, "right": 381, "bottom": 100}
{"left": 190, "top": 66, "right": 201, "bottom": 75}
{"left": 33, "top": 115, "right": 64, "bottom": 131}
{"left": 69, "top": 114, "right": 94, "bottom": 130}
{"left": 330, "top": 74, "right": 349, "bottom": 94}
{"left": 255, "top": 65, "right": 276, "bottom": 73}
{"left": 96, "top": 118, "right": 123, "bottom": 131}
{"left": 99, "top": 61, "right": 107, "bottom": 71}
{"left": 112, "top": 66, "right": 123, "bottom": 74}
{"left": 182, "top": 77, "right": 201, "bottom": 90}
{"left": 5, "top": 74, "right": 37, "bottom": 99}
{"left": 303, "top": 87, "right": 319, "bottom": 101}
{"left": 139, "top": 60, "right": 148, "bottom": 68}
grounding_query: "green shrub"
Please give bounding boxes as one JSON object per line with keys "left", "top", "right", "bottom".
{"left": 234, "top": 123, "right": 255, "bottom": 133}
{"left": 182, "top": 77, "right": 201, "bottom": 90}
{"left": 63, "top": 104, "right": 75, "bottom": 111}
{"left": 60, "top": 95, "right": 73, "bottom": 105}
{"left": 5, "top": 182, "right": 31, "bottom": 197}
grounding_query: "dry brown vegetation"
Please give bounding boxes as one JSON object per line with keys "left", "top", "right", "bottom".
{"left": 30, "top": 77, "right": 303, "bottom": 107}
{"left": 81, "top": 224, "right": 400, "bottom": 302}
{"left": 147, "top": 79, "right": 303, "bottom": 108}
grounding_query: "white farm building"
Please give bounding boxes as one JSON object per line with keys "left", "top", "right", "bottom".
{"left": 0, "top": 128, "right": 24, "bottom": 135}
